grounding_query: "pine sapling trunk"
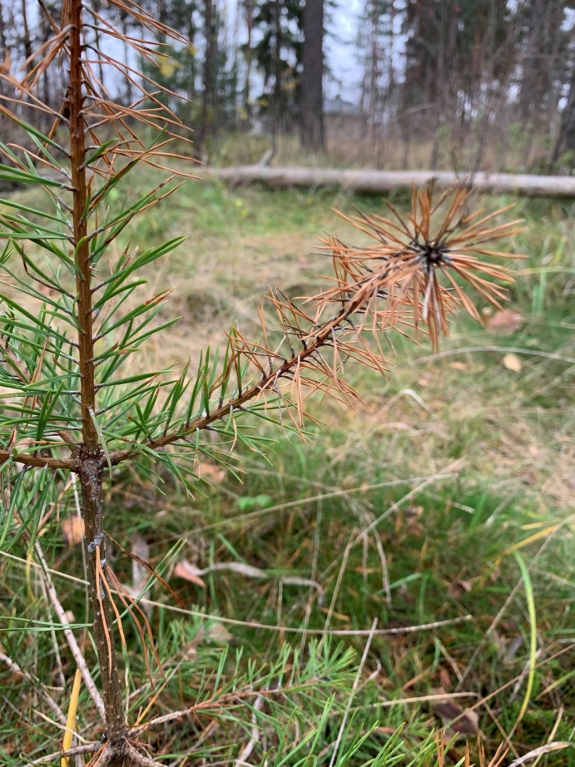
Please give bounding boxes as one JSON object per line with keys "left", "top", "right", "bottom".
{"left": 68, "top": 0, "right": 125, "bottom": 744}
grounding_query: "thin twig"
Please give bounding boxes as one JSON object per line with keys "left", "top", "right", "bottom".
{"left": 197, "top": 473, "right": 455, "bottom": 532}
{"left": 0, "top": 650, "right": 66, "bottom": 725}
{"left": 0, "top": 550, "right": 474, "bottom": 635}
{"left": 32, "top": 742, "right": 102, "bottom": 764}
{"left": 39, "top": 575, "right": 67, "bottom": 690}
{"left": 328, "top": 619, "right": 377, "bottom": 767}
{"left": 457, "top": 518, "right": 568, "bottom": 689}
{"left": 320, "top": 539, "right": 353, "bottom": 650}
{"left": 413, "top": 345, "right": 575, "bottom": 367}
{"left": 133, "top": 682, "right": 481, "bottom": 738}
{"left": 321, "top": 460, "right": 463, "bottom": 580}
{"left": 125, "top": 742, "right": 168, "bottom": 767}
{"left": 129, "top": 685, "right": 320, "bottom": 735}
{"left": 507, "top": 742, "right": 574, "bottom": 766}
{"left": 33, "top": 537, "right": 106, "bottom": 719}
{"left": 233, "top": 695, "right": 265, "bottom": 767}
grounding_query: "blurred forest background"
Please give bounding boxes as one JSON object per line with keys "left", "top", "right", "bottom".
{"left": 5, "top": 0, "right": 575, "bottom": 172}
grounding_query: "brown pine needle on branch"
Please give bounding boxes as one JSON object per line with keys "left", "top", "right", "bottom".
{"left": 314, "top": 186, "right": 524, "bottom": 350}
{"left": 0, "top": 186, "right": 523, "bottom": 471}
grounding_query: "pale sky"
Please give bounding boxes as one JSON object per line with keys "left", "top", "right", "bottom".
{"left": 325, "top": 0, "right": 363, "bottom": 101}
{"left": 80, "top": 0, "right": 378, "bottom": 106}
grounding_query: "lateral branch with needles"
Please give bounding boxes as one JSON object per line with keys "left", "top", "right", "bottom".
{"left": 0, "top": 187, "right": 522, "bottom": 472}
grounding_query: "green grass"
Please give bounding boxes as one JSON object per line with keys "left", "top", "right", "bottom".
{"left": 1, "top": 178, "right": 575, "bottom": 765}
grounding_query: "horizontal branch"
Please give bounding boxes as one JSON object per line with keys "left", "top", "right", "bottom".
{"left": 0, "top": 449, "right": 76, "bottom": 470}
{"left": 108, "top": 293, "right": 365, "bottom": 465}
{"left": 1, "top": 544, "right": 472, "bottom": 637}
{"left": 203, "top": 165, "right": 575, "bottom": 199}
{"left": 130, "top": 683, "right": 480, "bottom": 737}
{"left": 32, "top": 742, "right": 102, "bottom": 764}
{"left": 3, "top": 188, "right": 520, "bottom": 476}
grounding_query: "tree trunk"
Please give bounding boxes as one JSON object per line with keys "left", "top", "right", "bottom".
{"left": 242, "top": 0, "right": 254, "bottom": 128}
{"left": 20, "top": 0, "right": 33, "bottom": 73}
{"left": 0, "top": 0, "right": 5, "bottom": 54}
{"left": 68, "top": 0, "right": 126, "bottom": 749}
{"left": 553, "top": 60, "right": 575, "bottom": 166}
{"left": 367, "top": 1, "right": 379, "bottom": 151}
{"left": 203, "top": 165, "right": 575, "bottom": 198}
{"left": 197, "top": 0, "right": 215, "bottom": 155}
{"left": 300, "top": 0, "right": 324, "bottom": 152}
{"left": 185, "top": 11, "right": 197, "bottom": 127}
{"left": 0, "top": 0, "right": 8, "bottom": 109}
{"left": 271, "top": 0, "right": 282, "bottom": 146}
{"left": 518, "top": 0, "right": 563, "bottom": 130}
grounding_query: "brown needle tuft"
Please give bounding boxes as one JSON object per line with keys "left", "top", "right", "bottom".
{"left": 313, "top": 186, "right": 525, "bottom": 349}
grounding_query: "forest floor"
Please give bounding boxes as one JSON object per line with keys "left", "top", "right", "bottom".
{"left": 2, "top": 177, "right": 575, "bottom": 765}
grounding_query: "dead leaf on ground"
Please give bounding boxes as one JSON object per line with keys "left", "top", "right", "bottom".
{"left": 173, "top": 560, "right": 206, "bottom": 587}
{"left": 206, "top": 622, "right": 233, "bottom": 643}
{"left": 450, "top": 361, "right": 469, "bottom": 371}
{"left": 520, "top": 470, "right": 537, "bottom": 485}
{"left": 405, "top": 505, "right": 424, "bottom": 519}
{"left": 448, "top": 579, "right": 472, "bottom": 598}
{"left": 486, "top": 309, "right": 523, "bottom": 335}
{"left": 173, "top": 559, "right": 325, "bottom": 603}
{"left": 503, "top": 353, "right": 522, "bottom": 372}
{"left": 197, "top": 461, "right": 225, "bottom": 484}
{"left": 433, "top": 699, "right": 479, "bottom": 736}
{"left": 61, "top": 517, "right": 85, "bottom": 547}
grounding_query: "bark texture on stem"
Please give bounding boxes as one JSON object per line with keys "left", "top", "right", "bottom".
{"left": 69, "top": 0, "right": 97, "bottom": 453}
{"left": 78, "top": 451, "right": 125, "bottom": 742}
{"left": 68, "top": 0, "right": 126, "bottom": 744}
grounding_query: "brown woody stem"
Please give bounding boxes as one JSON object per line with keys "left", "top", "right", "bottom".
{"left": 108, "top": 286, "right": 368, "bottom": 465}
{"left": 4, "top": 276, "right": 375, "bottom": 476}
{"left": 3, "top": 269, "right": 375, "bottom": 473}
{"left": 68, "top": 0, "right": 125, "bottom": 744}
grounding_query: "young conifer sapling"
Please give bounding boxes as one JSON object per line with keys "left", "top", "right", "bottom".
{"left": 0, "top": 0, "right": 522, "bottom": 762}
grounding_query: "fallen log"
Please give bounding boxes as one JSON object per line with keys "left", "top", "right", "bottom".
{"left": 202, "top": 166, "right": 575, "bottom": 198}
